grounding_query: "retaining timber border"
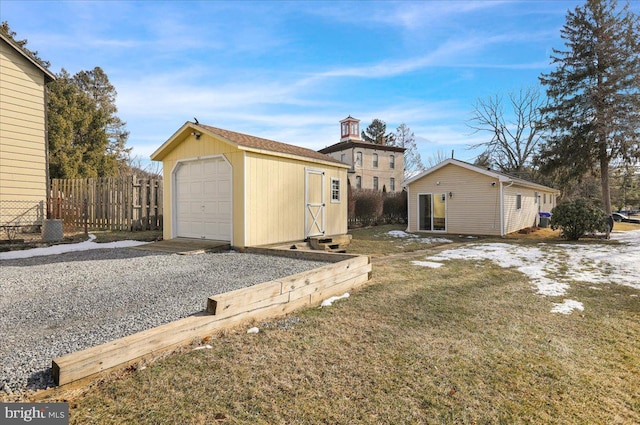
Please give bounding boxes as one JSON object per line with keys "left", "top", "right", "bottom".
{"left": 52, "top": 251, "right": 371, "bottom": 386}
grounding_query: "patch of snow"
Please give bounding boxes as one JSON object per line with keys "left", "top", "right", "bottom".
{"left": 386, "top": 230, "right": 452, "bottom": 244}
{"left": 388, "top": 230, "right": 415, "bottom": 238}
{"left": 551, "top": 299, "right": 584, "bottom": 315}
{"left": 0, "top": 234, "right": 149, "bottom": 260}
{"left": 247, "top": 327, "right": 260, "bottom": 334}
{"left": 320, "top": 292, "right": 350, "bottom": 307}
{"left": 193, "top": 344, "right": 213, "bottom": 350}
{"left": 419, "top": 233, "right": 640, "bottom": 313}
{"left": 411, "top": 261, "right": 444, "bottom": 268}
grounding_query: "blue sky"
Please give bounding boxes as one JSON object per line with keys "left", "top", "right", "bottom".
{"left": 4, "top": 0, "right": 631, "bottom": 169}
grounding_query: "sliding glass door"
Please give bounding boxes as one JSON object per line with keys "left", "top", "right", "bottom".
{"left": 418, "top": 193, "right": 446, "bottom": 231}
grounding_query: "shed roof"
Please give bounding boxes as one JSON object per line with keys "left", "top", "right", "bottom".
{"left": 151, "top": 121, "right": 348, "bottom": 168}
{"left": 404, "top": 158, "right": 559, "bottom": 193}
{"left": 0, "top": 31, "right": 55, "bottom": 83}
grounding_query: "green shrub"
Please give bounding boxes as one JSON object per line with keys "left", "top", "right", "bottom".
{"left": 550, "top": 198, "right": 609, "bottom": 240}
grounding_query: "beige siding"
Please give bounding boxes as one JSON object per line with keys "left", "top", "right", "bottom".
{"left": 0, "top": 38, "right": 48, "bottom": 204}
{"left": 407, "top": 164, "right": 502, "bottom": 236}
{"left": 159, "top": 129, "right": 348, "bottom": 247}
{"left": 503, "top": 185, "right": 557, "bottom": 234}
{"left": 159, "top": 132, "right": 245, "bottom": 245}
{"left": 244, "top": 152, "right": 347, "bottom": 246}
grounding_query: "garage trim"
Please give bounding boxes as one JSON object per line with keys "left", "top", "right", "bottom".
{"left": 171, "top": 154, "right": 233, "bottom": 244}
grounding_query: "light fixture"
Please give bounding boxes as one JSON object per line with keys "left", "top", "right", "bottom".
{"left": 491, "top": 182, "right": 496, "bottom": 187}
{"left": 449, "top": 191, "right": 453, "bottom": 199}
{"left": 191, "top": 131, "right": 201, "bottom": 140}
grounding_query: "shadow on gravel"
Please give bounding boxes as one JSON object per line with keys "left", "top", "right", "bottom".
{"left": 27, "top": 368, "right": 55, "bottom": 391}
{"left": 0, "top": 248, "right": 168, "bottom": 267}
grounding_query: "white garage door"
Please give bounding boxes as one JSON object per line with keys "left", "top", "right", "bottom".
{"left": 175, "top": 157, "right": 232, "bottom": 240}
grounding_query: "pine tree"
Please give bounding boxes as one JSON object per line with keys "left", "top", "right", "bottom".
{"left": 361, "top": 119, "right": 395, "bottom": 145}
{"left": 0, "top": 21, "right": 51, "bottom": 68}
{"left": 48, "top": 68, "right": 131, "bottom": 178}
{"left": 538, "top": 0, "right": 640, "bottom": 216}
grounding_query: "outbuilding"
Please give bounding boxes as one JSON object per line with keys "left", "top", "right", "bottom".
{"left": 404, "top": 158, "right": 559, "bottom": 236}
{"left": 151, "top": 122, "right": 350, "bottom": 248}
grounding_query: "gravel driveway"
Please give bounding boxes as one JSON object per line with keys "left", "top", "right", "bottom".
{"left": 0, "top": 248, "right": 327, "bottom": 394}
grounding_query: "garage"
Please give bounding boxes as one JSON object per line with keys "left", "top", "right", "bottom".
{"left": 174, "top": 156, "right": 232, "bottom": 240}
{"left": 151, "top": 121, "right": 350, "bottom": 248}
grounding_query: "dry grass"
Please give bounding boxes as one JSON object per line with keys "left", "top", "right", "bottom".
{"left": 35, "top": 227, "right": 640, "bottom": 424}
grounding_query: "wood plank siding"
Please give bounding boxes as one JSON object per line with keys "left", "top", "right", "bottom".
{"left": 0, "top": 36, "right": 50, "bottom": 205}
{"left": 152, "top": 122, "right": 349, "bottom": 248}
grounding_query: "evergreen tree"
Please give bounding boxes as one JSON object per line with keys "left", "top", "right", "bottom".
{"left": 538, "top": 0, "right": 640, "bottom": 216}
{"left": 394, "top": 123, "right": 425, "bottom": 174}
{"left": 0, "top": 21, "right": 51, "bottom": 68}
{"left": 48, "top": 67, "right": 131, "bottom": 178}
{"left": 361, "top": 119, "right": 395, "bottom": 145}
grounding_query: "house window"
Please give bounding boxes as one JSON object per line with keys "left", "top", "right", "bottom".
{"left": 373, "top": 176, "right": 379, "bottom": 190}
{"left": 331, "top": 178, "right": 341, "bottom": 203}
{"left": 544, "top": 193, "right": 547, "bottom": 204}
{"left": 390, "top": 178, "right": 395, "bottom": 192}
{"left": 356, "top": 152, "right": 362, "bottom": 167}
{"left": 351, "top": 122, "right": 358, "bottom": 134}
{"left": 356, "top": 175, "right": 362, "bottom": 189}
{"left": 390, "top": 155, "right": 395, "bottom": 169}
{"left": 516, "top": 194, "right": 522, "bottom": 210}
{"left": 534, "top": 191, "right": 539, "bottom": 204}
{"left": 341, "top": 123, "right": 348, "bottom": 137}
{"left": 340, "top": 153, "right": 346, "bottom": 164}
{"left": 373, "top": 153, "right": 378, "bottom": 168}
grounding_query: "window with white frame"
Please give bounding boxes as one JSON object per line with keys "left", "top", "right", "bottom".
{"left": 390, "top": 178, "right": 395, "bottom": 192}
{"left": 544, "top": 193, "right": 547, "bottom": 204}
{"left": 331, "top": 178, "right": 341, "bottom": 203}
{"left": 356, "top": 175, "right": 362, "bottom": 189}
{"left": 340, "top": 153, "right": 346, "bottom": 163}
{"left": 390, "top": 155, "right": 395, "bottom": 169}
{"left": 356, "top": 152, "right": 362, "bottom": 167}
{"left": 373, "top": 176, "right": 379, "bottom": 190}
{"left": 373, "top": 153, "right": 378, "bottom": 168}
{"left": 516, "top": 194, "right": 522, "bottom": 209}
{"left": 534, "top": 191, "right": 539, "bottom": 203}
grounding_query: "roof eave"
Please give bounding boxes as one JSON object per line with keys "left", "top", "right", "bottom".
{"left": 0, "top": 32, "right": 56, "bottom": 82}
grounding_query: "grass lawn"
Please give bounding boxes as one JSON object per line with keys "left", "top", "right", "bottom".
{"left": 35, "top": 226, "right": 640, "bottom": 424}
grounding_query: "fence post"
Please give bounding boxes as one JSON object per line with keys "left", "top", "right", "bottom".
{"left": 83, "top": 198, "right": 88, "bottom": 237}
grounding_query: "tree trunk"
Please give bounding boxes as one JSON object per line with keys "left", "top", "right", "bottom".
{"left": 600, "top": 151, "right": 612, "bottom": 238}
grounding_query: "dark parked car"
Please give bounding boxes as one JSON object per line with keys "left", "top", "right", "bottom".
{"left": 612, "top": 212, "right": 640, "bottom": 224}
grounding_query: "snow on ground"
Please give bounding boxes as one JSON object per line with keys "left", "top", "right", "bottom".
{"left": 387, "top": 230, "right": 452, "bottom": 244}
{"left": 412, "top": 229, "right": 640, "bottom": 314}
{"left": 411, "top": 261, "right": 444, "bottom": 268}
{"left": 0, "top": 234, "right": 148, "bottom": 260}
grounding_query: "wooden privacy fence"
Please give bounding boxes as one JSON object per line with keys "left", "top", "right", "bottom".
{"left": 49, "top": 176, "right": 163, "bottom": 231}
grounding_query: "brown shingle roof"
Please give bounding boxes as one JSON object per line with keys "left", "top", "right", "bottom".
{"left": 198, "top": 124, "right": 344, "bottom": 165}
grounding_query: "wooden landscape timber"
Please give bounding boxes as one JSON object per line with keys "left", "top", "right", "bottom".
{"left": 52, "top": 253, "right": 371, "bottom": 387}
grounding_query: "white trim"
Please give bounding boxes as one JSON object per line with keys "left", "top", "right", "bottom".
{"left": 499, "top": 182, "right": 505, "bottom": 237}
{"left": 305, "top": 168, "right": 326, "bottom": 238}
{"left": 330, "top": 177, "right": 341, "bottom": 204}
{"left": 242, "top": 151, "right": 247, "bottom": 248}
{"left": 416, "top": 192, "right": 447, "bottom": 233}
{"left": 171, "top": 154, "right": 233, "bottom": 243}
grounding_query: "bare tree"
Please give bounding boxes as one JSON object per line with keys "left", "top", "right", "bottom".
{"left": 425, "top": 149, "right": 450, "bottom": 168}
{"left": 467, "top": 87, "right": 546, "bottom": 173}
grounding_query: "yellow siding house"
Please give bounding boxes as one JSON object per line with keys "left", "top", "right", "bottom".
{"left": 151, "top": 122, "right": 350, "bottom": 248}
{"left": 0, "top": 31, "right": 55, "bottom": 227}
{"left": 405, "top": 158, "right": 559, "bottom": 237}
